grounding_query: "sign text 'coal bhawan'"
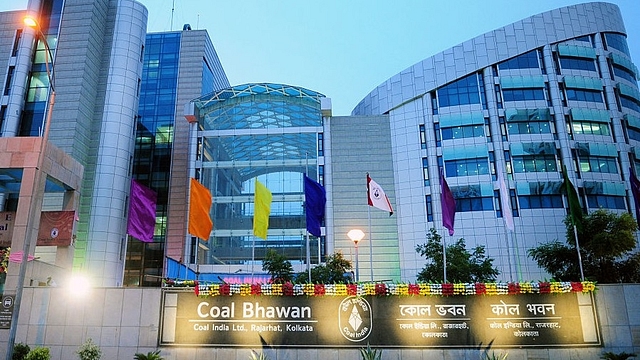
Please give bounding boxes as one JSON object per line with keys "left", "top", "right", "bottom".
{"left": 159, "top": 290, "right": 600, "bottom": 348}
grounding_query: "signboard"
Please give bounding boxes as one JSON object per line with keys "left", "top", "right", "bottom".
{"left": 0, "top": 295, "right": 15, "bottom": 329}
{"left": 0, "top": 212, "right": 16, "bottom": 247}
{"left": 0, "top": 211, "right": 75, "bottom": 247}
{"left": 160, "top": 290, "right": 600, "bottom": 348}
{"left": 37, "top": 211, "right": 75, "bottom": 246}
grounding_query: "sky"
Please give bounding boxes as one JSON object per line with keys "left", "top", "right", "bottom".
{"left": 2, "top": 0, "right": 640, "bottom": 115}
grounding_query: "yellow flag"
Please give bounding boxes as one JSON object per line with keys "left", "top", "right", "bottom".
{"left": 253, "top": 179, "right": 272, "bottom": 239}
{"left": 188, "top": 178, "right": 213, "bottom": 240}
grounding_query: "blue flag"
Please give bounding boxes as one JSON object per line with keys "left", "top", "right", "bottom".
{"left": 304, "top": 174, "right": 326, "bottom": 237}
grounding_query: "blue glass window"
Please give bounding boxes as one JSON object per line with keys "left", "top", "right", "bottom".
{"left": 574, "top": 35, "right": 592, "bottom": 44}
{"left": 508, "top": 121, "right": 551, "bottom": 135}
{"left": 612, "top": 65, "right": 636, "bottom": 83}
{"left": 441, "top": 125, "right": 484, "bottom": 140}
{"left": 444, "top": 158, "right": 489, "bottom": 177}
{"left": 437, "top": 74, "right": 480, "bottom": 107}
{"left": 587, "top": 195, "right": 626, "bottom": 209}
{"left": 317, "top": 133, "right": 324, "bottom": 156}
{"left": 202, "top": 60, "right": 214, "bottom": 96}
{"left": 566, "top": 89, "right": 603, "bottom": 103}
{"left": 419, "top": 124, "right": 427, "bottom": 149}
{"left": 628, "top": 127, "right": 640, "bottom": 141}
{"left": 559, "top": 57, "right": 596, "bottom": 71}
{"left": 502, "top": 88, "right": 545, "bottom": 102}
{"left": 572, "top": 121, "right": 609, "bottom": 136}
{"left": 426, "top": 195, "right": 433, "bottom": 222}
{"left": 456, "top": 197, "right": 494, "bottom": 212}
{"left": 519, "top": 195, "right": 563, "bottom": 209}
{"left": 422, "top": 158, "right": 430, "bottom": 186}
{"left": 499, "top": 50, "right": 539, "bottom": 70}
{"left": 512, "top": 155, "right": 557, "bottom": 173}
{"left": 579, "top": 156, "right": 618, "bottom": 173}
{"left": 605, "top": 33, "right": 630, "bottom": 55}
{"left": 620, "top": 96, "right": 640, "bottom": 112}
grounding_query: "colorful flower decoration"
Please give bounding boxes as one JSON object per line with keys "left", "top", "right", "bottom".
{"left": 163, "top": 279, "right": 597, "bottom": 298}
{"left": 0, "top": 247, "right": 9, "bottom": 274}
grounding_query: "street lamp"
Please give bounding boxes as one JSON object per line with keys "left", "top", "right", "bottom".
{"left": 347, "top": 229, "right": 365, "bottom": 282}
{"left": 4, "top": 16, "right": 56, "bottom": 360}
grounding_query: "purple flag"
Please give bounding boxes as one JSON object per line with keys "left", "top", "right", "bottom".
{"left": 630, "top": 168, "right": 640, "bottom": 222}
{"left": 304, "top": 174, "right": 326, "bottom": 237}
{"left": 440, "top": 168, "right": 456, "bottom": 236}
{"left": 127, "top": 179, "right": 157, "bottom": 242}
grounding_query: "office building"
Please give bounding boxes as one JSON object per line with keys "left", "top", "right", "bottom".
{"left": 352, "top": 1, "right": 640, "bottom": 281}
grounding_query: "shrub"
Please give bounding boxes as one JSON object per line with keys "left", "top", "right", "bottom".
{"left": 24, "top": 347, "right": 50, "bottom": 360}
{"left": 601, "top": 352, "right": 637, "bottom": 360}
{"left": 76, "top": 338, "right": 102, "bottom": 360}
{"left": 359, "top": 343, "right": 381, "bottom": 360}
{"left": 12, "top": 343, "right": 30, "bottom": 360}
{"left": 133, "top": 350, "right": 164, "bottom": 360}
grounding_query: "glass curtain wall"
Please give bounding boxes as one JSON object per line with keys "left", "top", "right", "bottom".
{"left": 194, "top": 84, "right": 324, "bottom": 265}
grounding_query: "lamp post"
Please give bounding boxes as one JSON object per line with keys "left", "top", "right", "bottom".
{"left": 4, "top": 16, "right": 56, "bottom": 360}
{"left": 347, "top": 229, "right": 365, "bottom": 282}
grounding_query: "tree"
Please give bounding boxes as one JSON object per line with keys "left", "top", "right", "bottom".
{"left": 415, "top": 228, "right": 499, "bottom": 283}
{"left": 262, "top": 249, "right": 294, "bottom": 283}
{"left": 301, "top": 252, "right": 353, "bottom": 283}
{"left": 528, "top": 209, "right": 640, "bottom": 282}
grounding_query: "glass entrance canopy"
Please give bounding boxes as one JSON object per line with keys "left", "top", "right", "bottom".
{"left": 192, "top": 83, "right": 325, "bottom": 265}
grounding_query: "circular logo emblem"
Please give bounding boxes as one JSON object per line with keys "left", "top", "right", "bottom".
{"left": 373, "top": 187, "right": 382, "bottom": 200}
{"left": 338, "top": 296, "right": 373, "bottom": 342}
{"left": 50, "top": 228, "right": 59, "bottom": 238}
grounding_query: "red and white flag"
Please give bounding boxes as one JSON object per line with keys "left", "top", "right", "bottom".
{"left": 367, "top": 174, "right": 393, "bottom": 215}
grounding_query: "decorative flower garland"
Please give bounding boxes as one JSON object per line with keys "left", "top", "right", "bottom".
{"left": 163, "top": 279, "right": 596, "bottom": 298}
{"left": 0, "top": 247, "right": 9, "bottom": 274}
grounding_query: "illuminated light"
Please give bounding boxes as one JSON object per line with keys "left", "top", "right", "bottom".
{"left": 23, "top": 16, "right": 38, "bottom": 28}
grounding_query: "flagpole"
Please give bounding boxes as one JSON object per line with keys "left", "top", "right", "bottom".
{"left": 503, "top": 226, "right": 513, "bottom": 282}
{"left": 500, "top": 175, "right": 514, "bottom": 282}
{"left": 305, "top": 154, "right": 311, "bottom": 282}
{"left": 573, "top": 225, "right": 585, "bottom": 281}
{"left": 442, "top": 229, "right": 447, "bottom": 283}
{"left": 368, "top": 206, "right": 373, "bottom": 281}
{"left": 306, "top": 231, "right": 311, "bottom": 282}
{"left": 251, "top": 236, "right": 255, "bottom": 283}
{"left": 512, "top": 230, "right": 523, "bottom": 282}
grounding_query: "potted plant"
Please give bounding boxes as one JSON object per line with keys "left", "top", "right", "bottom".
{"left": 76, "top": 339, "right": 102, "bottom": 360}
{"left": 25, "top": 347, "right": 50, "bottom": 360}
{"left": 249, "top": 350, "right": 269, "bottom": 360}
{"left": 359, "top": 343, "right": 381, "bottom": 360}
{"left": 601, "top": 352, "right": 637, "bottom": 360}
{"left": 133, "top": 350, "right": 163, "bottom": 360}
{"left": 12, "top": 343, "right": 30, "bottom": 360}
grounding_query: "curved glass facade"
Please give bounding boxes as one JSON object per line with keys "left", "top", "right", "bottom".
{"left": 353, "top": 2, "right": 640, "bottom": 281}
{"left": 193, "top": 83, "right": 325, "bottom": 265}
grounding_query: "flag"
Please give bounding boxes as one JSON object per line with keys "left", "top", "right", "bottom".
{"left": 367, "top": 174, "right": 393, "bottom": 215}
{"left": 126, "top": 179, "right": 157, "bottom": 242}
{"left": 304, "top": 174, "right": 326, "bottom": 237}
{"left": 440, "top": 168, "right": 456, "bottom": 236}
{"left": 630, "top": 167, "right": 640, "bottom": 221}
{"left": 253, "top": 179, "right": 272, "bottom": 239}
{"left": 498, "top": 174, "right": 514, "bottom": 231}
{"left": 188, "top": 178, "right": 213, "bottom": 240}
{"left": 562, "top": 165, "right": 582, "bottom": 226}
{"left": 9, "top": 251, "right": 36, "bottom": 263}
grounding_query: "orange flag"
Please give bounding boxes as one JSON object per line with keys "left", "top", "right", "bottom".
{"left": 188, "top": 178, "right": 213, "bottom": 240}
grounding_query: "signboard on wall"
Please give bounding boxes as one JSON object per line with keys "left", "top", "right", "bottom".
{"left": 0, "top": 212, "right": 16, "bottom": 247}
{"left": 160, "top": 290, "right": 600, "bottom": 348}
{"left": 0, "top": 211, "right": 75, "bottom": 247}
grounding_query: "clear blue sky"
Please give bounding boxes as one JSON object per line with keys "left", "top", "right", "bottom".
{"left": 3, "top": 0, "right": 639, "bottom": 115}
